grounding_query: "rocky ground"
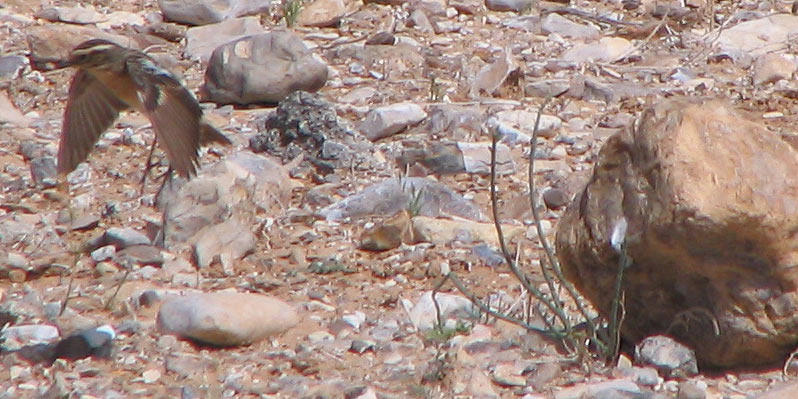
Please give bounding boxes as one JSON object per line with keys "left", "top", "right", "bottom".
{"left": 3, "top": 0, "right": 798, "bottom": 398}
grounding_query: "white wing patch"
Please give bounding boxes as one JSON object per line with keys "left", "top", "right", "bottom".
{"left": 139, "top": 58, "right": 174, "bottom": 78}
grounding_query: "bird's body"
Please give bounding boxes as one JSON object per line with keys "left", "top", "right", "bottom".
{"left": 57, "top": 39, "right": 230, "bottom": 179}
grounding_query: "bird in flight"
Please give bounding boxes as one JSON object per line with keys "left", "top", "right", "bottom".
{"left": 56, "top": 38, "right": 231, "bottom": 180}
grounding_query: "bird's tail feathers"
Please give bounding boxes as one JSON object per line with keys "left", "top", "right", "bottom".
{"left": 200, "top": 122, "right": 232, "bottom": 146}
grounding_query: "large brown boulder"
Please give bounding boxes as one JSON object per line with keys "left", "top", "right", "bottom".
{"left": 556, "top": 99, "right": 798, "bottom": 368}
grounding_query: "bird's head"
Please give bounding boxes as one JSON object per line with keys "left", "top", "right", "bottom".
{"left": 61, "top": 39, "right": 126, "bottom": 69}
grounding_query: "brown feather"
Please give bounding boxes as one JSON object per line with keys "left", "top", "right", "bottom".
{"left": 58, "top": 70, "right": 129, "bottom": 175}
{"left": 200, "top": 122, "right": 232, "bottom": 145}
{"left": 145, "top": 85, "right": 202, "bottom": 177}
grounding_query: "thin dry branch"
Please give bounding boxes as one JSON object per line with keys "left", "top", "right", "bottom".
{"left": 540, "top": 6, "right": 638, "bottom": 28}
{"left": 525, "top": 98, "right": 602, "bottom": 349}
{"left": 437, "top": 272, "right": 560, "bottom": 338}
{"left": 489, "top": 101, "right": 573, "bottom": 334}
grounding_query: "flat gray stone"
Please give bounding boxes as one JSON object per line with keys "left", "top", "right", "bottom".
{"left": 0, "top": 55, "right": 28, "bottom": 79}
{"left": 635, "top": 335, "right": 698, "bottom": 378}
{"left": 542, "top": 13, "right": 599, "bottom": 39}
{"left": 159, "top": 0, "right": 270, "bottom": 25}
{"left": 485, "top": 0, "right": 533, "bottom": 12}
{"left": 320, "top": 177, "right": 486, "bottom": 221}
{"left": 359, "top": 103, "right": 427, "bottom": 141}
{"left": 105, "top": 227, "right": 151, "bottom": 249}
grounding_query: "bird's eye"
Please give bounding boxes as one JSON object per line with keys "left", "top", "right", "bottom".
{"left": 70, "top": 53, "right": 88, "bottom": 65}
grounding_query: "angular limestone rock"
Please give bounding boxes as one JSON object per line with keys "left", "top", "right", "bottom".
{"left": 319, "top": 177, "right": 486, "bottom": 222}
{"left": 556, "top": 99, "right": 798, "bottom": 368}
{"left": 161, "top": 151, "right": 299, "bottom": 266}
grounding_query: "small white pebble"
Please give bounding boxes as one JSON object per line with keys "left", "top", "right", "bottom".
{"left": 663, "top": 380, "right": 679, "bottom": 392}
{"left": 383, "top": 352, "right": 403, "bottom": 365}
{"left": 142, "top": 369, "right": 161, "bottom": 383}
{"left": 763, "top": 111, "right": 784, "bottom": 119}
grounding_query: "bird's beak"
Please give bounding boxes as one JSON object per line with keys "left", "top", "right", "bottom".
{"left": 54, "top": 59, "right": 72, "bottom": 69}
{"left": 28, "top": 55, "right": 71, "bottom": 72}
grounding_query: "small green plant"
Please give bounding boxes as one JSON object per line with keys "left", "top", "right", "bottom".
{"left": 425, "top": 325, "right": 456, "bottom": 343}
{"left": 407, "top": 186, "right": 426, "bottom": 217}
{"left": 425, "top": 320, "right": 472, "bottom": 343}
{"left": 308, "top": 259, "right": 354, "bottom": 274}
{"left": 283, "top": 0, "right": 302, "bottom": 28}
{"left": 400, "top": 179, "right": 427, "bottom": 217}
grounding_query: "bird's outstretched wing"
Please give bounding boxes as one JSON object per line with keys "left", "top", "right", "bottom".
{"left": 127, "top": 56, "right": 202, "bottom": 178}
{"left": 58, "top": 70, "right": 130, "bottom": 175}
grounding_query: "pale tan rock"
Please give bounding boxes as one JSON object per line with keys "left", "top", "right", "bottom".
{"left": 0, "top": 91, "right": 30, "bottom": 127}
{"left": 556, "top": 99, "right": 798, "bottom": 368}
{"left": 553, "top": 379, "right": 641, "bottom": 399}
{"left": 715, "top": 14, "right": 798, "bottom": 58}
{"left": 491, "top": 363, "right": 526, "bottom": 387}
{"left": 339, "top": 87, "right": 379, "bottom": 104}
{"left": 563, "top": 37, "right": 633, "bottom": 63}
{"left": 495, "top": 109, "right": 562, "bottom": 139}
{"left": 26, "top": 24, "right": 134, "bottom": 60}
{"left": 185, "top": 16, "right": 265, "bottom": 62}
{"left": 157, "top": 292, "right": 300, "bottom": 346}
{"left": 467, "top": 370, "right": 499, "bottom": 399}
{"left": 192, "top": 218, "right": 256, "bottom": 268}
{"left": 470, "top": 49, "right": 514, "bottom": 98}
{"left": 456, "top": 141, "right": 515, "bottom": 175}
{"left": 541, "top": 13, "right": 599, "bottom": 39}
{"left": 684, "top": 0, "right": 708, "bottom": 7}
{"left": 297, "top": 0, "right": 346, "bottom": 27}
{"left": 409, "top": 9, "right": 434, "bottom": 33}
{"left": 450, "top": 0, "right": 483, "bottom": 14}
{"left": 404, "top": 291, "right": 474, "bottom": 331}
{"left": 97, "top": 11, "right": 145, "bottom": 29}
{"left": 410, "top": 216, "right": 524, "bottom": 247}
{"left": 753, "top": 53, "right": 796, "bottom": 85}
{"left": 754, "top": 382, "right": 798, "bottom": 399}
{"left": 412, "top": 0, "right": 447, "bottom": 16}
{"left": 359, "top": 103, "right": 427, "bottom": 141}
{"left": 35, "top": 5, "right": 107, "bottom": 24}
{"left": 163, "top": 151, "right": 299, "bottom": 253}
{"left": 159, "top": 0, "right": 269, "bottom": 25}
